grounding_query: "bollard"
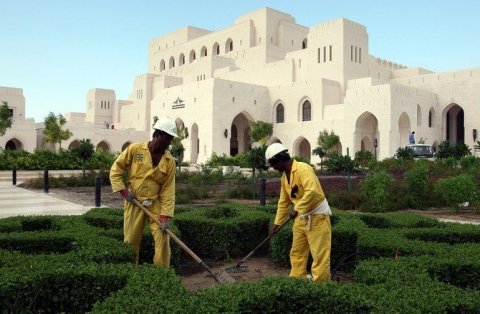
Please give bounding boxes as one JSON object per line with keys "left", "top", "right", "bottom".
{"left": 95, "top": 176, "right": 102, "bottom": 207}
{"left": 12, "top": 166, "right": 16, "bottom": 186}
{"left": 259, "top": 178, "right": 266, "bottom": 206}
{"left": 346, "top": 147, "right": 351, "bottom": 193}
{"left": 44, "top": 170, "right": 49, "bottom": 193}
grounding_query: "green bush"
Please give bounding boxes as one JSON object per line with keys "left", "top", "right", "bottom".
{"left": 322, "top": 152, "right": 355, "bottom": 174}
{"left": 354, "top": 150, "right": 374, "bottom": 167}
{"left": 328, "top": 191, "right": 362, "bottom": 210}
{"left": 405, "top": 165, "right": 430, "bottom": 209}
{"left": 395, "top": 146, "right": 414, "bottom": 160}
{"left": 0, "top": 147, "right": 117, "bottom": 171}
{"left": 358, "top": 171, "right": 394, "bottom": 212}
{"left": 1, "top": 207, "right": 480, "bottom": 313}
{"left": 20, "top": 216, "right": 56, "bottom": 231}
{"left": 173, "top": 205, "right": 271, "bottom": 259}
{"left": 434, "top": 174, "right": 477, "bottom": 211}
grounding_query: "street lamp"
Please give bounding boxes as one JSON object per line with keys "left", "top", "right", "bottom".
{"left": 373, "top": 138, "right": 378, "bottom": 159}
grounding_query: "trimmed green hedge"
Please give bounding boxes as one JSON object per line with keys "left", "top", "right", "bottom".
{"left": 1, "top": 206, "right": 480, "bottom": 313}
{"left": 173, "top": 204, "right": 271, "bottom": 260}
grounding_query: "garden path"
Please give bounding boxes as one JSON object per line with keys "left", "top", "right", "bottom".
{"left": 0, "top": 181, "right": 91, "bottom": 218}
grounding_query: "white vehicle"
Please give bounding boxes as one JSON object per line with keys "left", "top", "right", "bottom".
{"left": 406, "top": 144, "right": 435, "bottom": 160}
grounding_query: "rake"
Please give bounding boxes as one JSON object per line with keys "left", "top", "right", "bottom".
{"left": 224, "top": 216, "right": 294, "bottom": 273}
{"left": 132, "top": 199, "right": 235, "bottom": 284}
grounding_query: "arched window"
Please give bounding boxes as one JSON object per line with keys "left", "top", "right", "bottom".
{"left": 225, "top": 38, "right": 233, "bottom": 53}
{"left": 212, "top": 42, "right": 220, "bottom": 55}
{"left": 179, "top": 53, "right": 185, "bottom": 66}
{"left": 302, "top": 100, "right": 311, "bottom": 121}
{"left": 169, "top": 56, "right": 175, "bottom": 69}
{"left": 160, "top": 59, "right": 165, "bottom": 71}
{"left": 428, "top": 108, "right": 435, "bottom": 128}
{"left": 302, "top": 38, "right": 307, "bottom": 49}
{"left": 189, "top": 50, "right": 196, "bottom": 63}
{"left": 276, "top": 103, "right": 284, "bottom": 123}
{"left": 201, "top": 46, "right": 207, "bottom": 57}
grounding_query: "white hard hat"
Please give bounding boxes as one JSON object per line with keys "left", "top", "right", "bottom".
{"left": 265, "top": 143, "right": 288, "bottom": 163}
{"left": 153, "top": 117, "right": 178, "bottom": 137}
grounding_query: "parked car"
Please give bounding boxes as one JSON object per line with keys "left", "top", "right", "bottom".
{"left": 406, "top": 144, "right": 435, "bottom": 160}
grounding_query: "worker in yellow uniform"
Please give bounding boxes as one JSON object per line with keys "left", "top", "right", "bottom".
{"left": 110, "top": 117, "right": 177, "bottom": 266}
{"left": 266, "top": 143, "right": 332, "bottom": 281}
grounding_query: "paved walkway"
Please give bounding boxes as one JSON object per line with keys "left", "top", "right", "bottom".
{"left": 0, "top": 182, "right": 93, "bottom": 219}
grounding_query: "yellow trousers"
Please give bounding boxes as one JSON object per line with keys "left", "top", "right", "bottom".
{"left": 290, "top": 214, "right": 331, "bottom": 281}
{"left": 123, "top": 200, "right": 170, "bottom": 266}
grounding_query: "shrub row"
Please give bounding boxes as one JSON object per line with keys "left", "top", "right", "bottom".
{"left": 1, "top": 206, "right": 480, "bottom": 313}
{"left": 173, "top": 204, "right": 271, "bottom": 260}
{"left": 0, "top": 148, "right": 117, "bottom": 170}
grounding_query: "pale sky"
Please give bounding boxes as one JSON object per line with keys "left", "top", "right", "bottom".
{"left": 1, "top": 0, "right": 479, "bottom": 122}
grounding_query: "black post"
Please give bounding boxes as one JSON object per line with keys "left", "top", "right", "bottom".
{"left": 43, "top": 170, "right": 49, "bottom": 193}
{"left": 259, "top": 178, "right": 266, "bottom": 205}
{"left": 12, "top": 166, "right": 16, "bottom": 186}
{"left": 346, "top": 148, "right": 351, "bottom": 193}
{"left": 95, "top": 176, "right": 102, "bottom": 207}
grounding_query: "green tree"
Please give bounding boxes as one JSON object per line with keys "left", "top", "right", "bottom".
{"left": 73, "top": 139, "right": 95, "bottom": 178}
{"left": 169, "top": 122, "right": 189, "bottom": 172}
{"left": 0, "top": 101, "right": 14, "bottom": 136}
{"left": 43, "top": 112, "right": 72, "bottom": 151}
{"left": 313, "top": 129, "right": 340, "bottom": 171}
{"left": 246, "top": 121, "right": 273, "bottom": 199}
{"left": 249, "top": 121, "right": 273, "bottom": 146}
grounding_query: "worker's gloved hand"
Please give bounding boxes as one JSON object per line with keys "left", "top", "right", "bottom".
{"left": 159, "top": 215, "right": 170, "bottom": 232}
{"left": 120, "top": 189, "right": 136, "bottom": 202}
{"left": 269, "top": 224, "right": 280, "bottom": 236}
{"left": 289, "top": 208, "right": 299, "bottom": 219}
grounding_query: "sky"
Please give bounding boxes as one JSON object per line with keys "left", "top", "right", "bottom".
{"left": 1, "top": 0, "right": 479, "bottom": 122}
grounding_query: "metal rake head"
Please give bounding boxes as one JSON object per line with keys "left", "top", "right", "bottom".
{"left": 224, "top": 263, "right": 249, "bottom": 273}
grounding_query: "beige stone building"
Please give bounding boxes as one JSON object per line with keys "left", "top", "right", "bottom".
{"left": 2, "top": 7, "right": 479, "bottom": 163}
{"left": 0, "top": 87, "right": 36, "bottom": 151}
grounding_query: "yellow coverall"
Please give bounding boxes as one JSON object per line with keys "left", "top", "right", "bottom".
{"left": 274, "top": 160, "right": 331, "bottom": 281}
{"left": 110, "top": 142, "right": 176, "bottom": 266}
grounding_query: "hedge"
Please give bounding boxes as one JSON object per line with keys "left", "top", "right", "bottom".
{"left": 173, "top": 204, "right": 271, "bottom": 260}
{"left": 0, "top": 206, "right": 479, "bottom": 313}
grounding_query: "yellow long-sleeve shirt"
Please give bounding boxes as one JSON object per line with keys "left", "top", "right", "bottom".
{"left": 109, "top": 142, "right": 176, "bottom": 217}
{"left": 274, "top": 160, "right": 325, "bottom": 225}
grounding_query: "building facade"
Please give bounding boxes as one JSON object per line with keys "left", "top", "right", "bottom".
{"left": 114, "top": 7, "right": 479, "bottom": 163}
{"left": 2, "top": 8, "right": 479, "bottom": 163}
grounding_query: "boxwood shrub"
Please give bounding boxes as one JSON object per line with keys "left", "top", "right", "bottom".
{"left": 173, "top": 204, "right": 271, "bottom": 260}
{"left": 1, "top": 206, "right": 479, "bottom": 313}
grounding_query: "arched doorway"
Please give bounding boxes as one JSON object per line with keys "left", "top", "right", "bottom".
{"left": 68, "top": 140, "right": 80, "bottom": 150}
{"left": 96, "top": 141, "right": 110, "bottom": 152}
{"left": 294, "top": 137, "right": 311, "bottom": 161}
{"left": 190, "top": 123, "right": 199, "bottom": 164}
{"left": 5, "top": 138, "right": 22, "bottom": 150}
{"left": 444, "top": 104, "right": 464, "bottom": 144}
{"left": 398, "top": 112, "right": 411, "bottom": 146}
{"left": 230, "top": 112, "right": 252, "bottom": 156}
{"left": 355, "top": 112, "right": 379, "bottom": 156}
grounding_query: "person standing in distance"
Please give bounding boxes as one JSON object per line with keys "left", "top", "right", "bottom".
{"left": 110, "top": 117, "right": 177, "bottom": 266}
{"left": 409, "top": 131, "right": 416, "bottom": 144}
{"left": 266, "top": 143, "right": 332, "bottom": 281}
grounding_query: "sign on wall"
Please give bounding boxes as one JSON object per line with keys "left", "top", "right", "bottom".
{"left": 172, "top": 97, "right": 185, "bottom": 109}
